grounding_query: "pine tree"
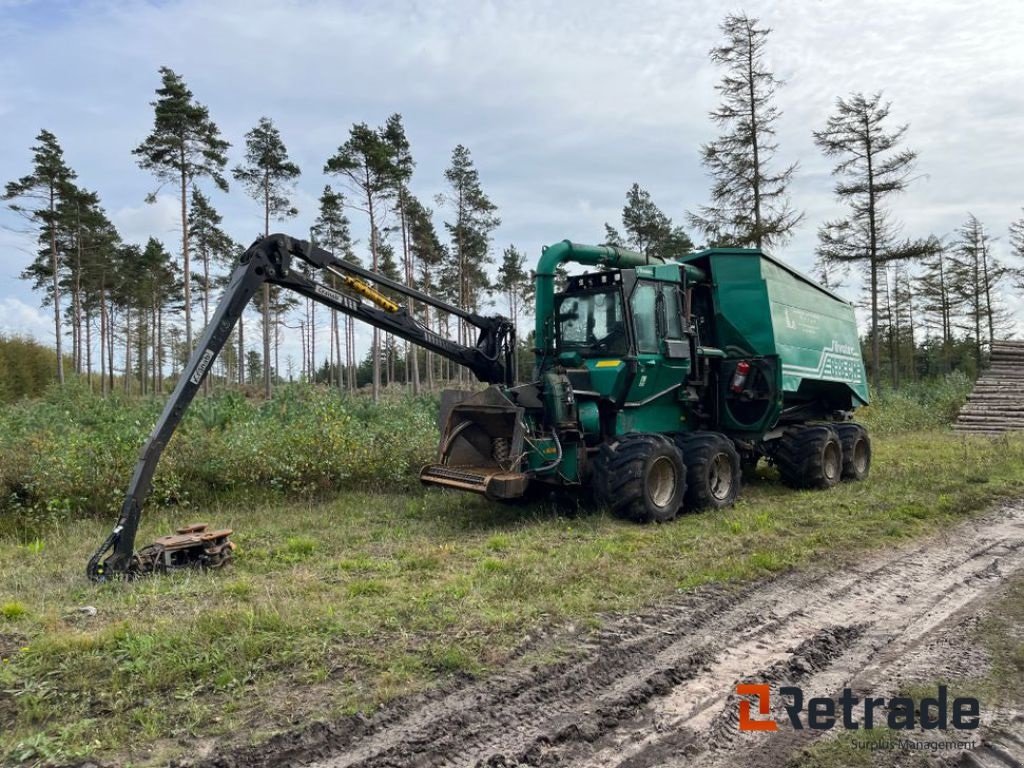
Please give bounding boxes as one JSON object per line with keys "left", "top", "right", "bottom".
{"left": 381, "top": 114, "right": 419, "bottom": 391}
{"left": 951, "top": 214, "right": 1012, "bottom": 364}
{"left": 376, "top": 232, "right": 404, "bottom": 387}
{"left": 605, "top": 185, "right": 693, "bottom": 260}
{"left": 813, "top": 92, "right": 937, "bottom": 391}
{"left": 889, "top": 262, "right": 917, "bottom": 386}
{"left": 233, "top": 116, "right": 300, "bottom": 398}
{"left": 64, "top": 186, "right": 121, "bottom": 388}
{"left": 1010, "top": 209, "right": 1024, "bottom": 292}
{"left": 495, "top": 245, "right": 533, "bottom": 351}
{"left": 621, "top": 183, "right": 672, "bottom": 257}
{"left": 688, "top": 13, "right": 801, "bottom": 249}
{"left": 407, "top": 196, "right": 446, "bottom": 389}
{"left": 812, "top": 253, "right": 849, "bottom": 291}
{"left": 133, "top": 67, "right": 229, "bottom": 355}
{"left": 69, "top": 189, "right": 121, "bottom": 390}
{"left": 138, "top": 238, "right": 177, "bottom": 392}
{"left": 311, "top": 185, "right": 357, "bottom": 390}
{"left": 602, "top": 223, "right": 626, "bottom": 248}
{"left": 4, "top": 130, "right": 77, "bottom": 384}
{"left": 188, "top": 189, "right": 233, "bottom": 330}
{"left": 916, "top": 240, "right": 960, "bottom": 371}
{"left": 440, "top": 144, "right": 500, "bottom": 383}
{"left": 188, "top": 189, "right": 234, "bottom": 390}
{"left": 325, "top": 122, "right": 396, "bottom": 401}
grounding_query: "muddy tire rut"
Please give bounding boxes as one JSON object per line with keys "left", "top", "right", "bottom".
{"left": 196, "top": 502, "right": 1024, "bottom": 768}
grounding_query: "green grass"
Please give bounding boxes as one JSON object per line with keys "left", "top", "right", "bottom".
{"left": 2, "top": 430, "right": 1024, "bottom": 765}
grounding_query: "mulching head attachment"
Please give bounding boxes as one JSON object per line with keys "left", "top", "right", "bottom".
{"left": 129, "top": 523, "right": 235, "bottom": 578}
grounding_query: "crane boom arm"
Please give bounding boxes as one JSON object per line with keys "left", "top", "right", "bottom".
{"left": 87, "top": 233, "right": 515, "bottom": 580}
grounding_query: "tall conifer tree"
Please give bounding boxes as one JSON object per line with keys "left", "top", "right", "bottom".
{"left": 233, "top": 116, "right": 301, "bottom": 398}
{"left": 814, "top": 92, "right": 937, "bottom": 390}
{"left": 133, "top": 67, "right": 229, "bottom": 353}
{"left": 688, "top": 13, "right": 801, "bottom": 249}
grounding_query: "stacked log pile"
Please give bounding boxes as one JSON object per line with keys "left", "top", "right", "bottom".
{"left": 954, "top": 340, "right": 1024, "bottom": 435}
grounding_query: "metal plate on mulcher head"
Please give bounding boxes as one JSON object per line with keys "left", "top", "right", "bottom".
{"left": 130, "top": 523, "right": 235, "bottom": 576}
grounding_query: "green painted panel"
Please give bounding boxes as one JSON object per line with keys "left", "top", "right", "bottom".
{"left": 762, "top": 260, "right": 867, "bottom": 404}
{"left": 682, "top": 248, "right": 869, "bottom": 406}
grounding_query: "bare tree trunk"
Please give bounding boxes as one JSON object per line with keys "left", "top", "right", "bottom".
{"left": 865, "top": 121, "right": 880, "bottom": 393}
{"left": 275, "top": 306, "right": 282, "bottom": 385}
{"left": 980, "top": 238, "right": 995, "bottom": 348}
{"left": 745, "top": 22, "right": 763, "bottom": 248}
{"left": 424, "top": 305, "right": 434, "bottom": 391}
{"left": 85, "top": 306, "right": 93, "bottom": 391}
{"left": 905, "top": 277, "right": 916, "bottom": 382}
{"left": 202, "top": 245, "right": 211, "bottom": 394}
{"left": 262, "top": 184, "right": 272, "bottom": 398}
{"left": 151, "top": 297, "right": 158, "bottom": 393}
{"left": 333, "top": 310, "right": 342, "bottom": 389}
{"left": 73, "top": 210, "right": 83, "bottom": 375}
{"left": 238, "top": 314, "right": 244, "bottom": 386}
{"left": 347, "top": 316, "right": 355, "bottom": 390}
{"left": 157, "top": 303, "right": 164, "bottom": 392}
{"left": 180, "top": 155, "right": 192, "bottom": 352}
{"left": 99, "top": 281, "right": 107, "bottom": 396}
{"left": 397, "top": 190, "right": 420, "bottom": 394}
{"left": 124, "top": 309, "right": 132, "bottom": 395}
{"left": 50, "top": 184, "right": 64, "bottom": 384}
{"left": 368, "top": 200, "right": 380, "bottom": 402}
{"left": 107, "top": 305, "right": 115, "bottom": 394}
{"left": 137, "top": 306, "right": 147, "bottom": 396}
{"left": 973, "top": 251, "right": 982, "bottom": 367}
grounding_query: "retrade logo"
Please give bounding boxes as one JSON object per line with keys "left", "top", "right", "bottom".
{"left": 737, "top": 683, "right": 778, "bottom": 731}
{"left": 737, "top": 684, "right": 980, "bottom": 732}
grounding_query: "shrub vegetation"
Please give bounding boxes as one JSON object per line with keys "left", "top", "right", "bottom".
{"left": 0, "top": 383, "right": 439, "bottom": 526}
{"left": 0, "top": 373, "right": 976, "bottom": 527}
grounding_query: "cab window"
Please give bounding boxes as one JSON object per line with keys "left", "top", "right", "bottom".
{"left": 664, "top": 286, "right": 684, "bottom": 338}
{"left": 630, "top": 282, "right": 659, "bottom": 354}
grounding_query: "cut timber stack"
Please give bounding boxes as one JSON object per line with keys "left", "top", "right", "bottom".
{"left": 954, "top": 340, "right": 1024, "bottom": 435}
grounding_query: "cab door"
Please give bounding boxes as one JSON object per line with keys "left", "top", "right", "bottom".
{"left": 622, "top": 280, "right": 690, "bottom": 432}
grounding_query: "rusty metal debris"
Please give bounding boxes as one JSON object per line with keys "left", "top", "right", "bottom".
{"left": 128, "top": 523, "right": 235, "bottom": 578}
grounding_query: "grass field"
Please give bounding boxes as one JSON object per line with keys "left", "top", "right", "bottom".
{"left": 2, "top": 427, "right": 1024, "bottom": 765}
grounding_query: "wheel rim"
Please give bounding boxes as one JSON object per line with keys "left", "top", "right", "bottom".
{"left": 709, "top": 452, "right": 734, "bottom": 501}
{"left": 853, "top": 438, "right": 869, "bottom": 474}
{"left": 823, "top": 441, "right": 841, "bottom": 481}
{"left": 649, "top": 456, "right": 678, "bottom": 508}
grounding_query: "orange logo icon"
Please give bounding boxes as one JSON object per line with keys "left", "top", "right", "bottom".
{"left": 737, "top": 683, "right": 778, "bottom": 731}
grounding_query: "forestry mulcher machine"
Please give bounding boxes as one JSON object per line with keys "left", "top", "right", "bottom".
{"left": 87, "top": 234, "right": 871, "bottom": 580}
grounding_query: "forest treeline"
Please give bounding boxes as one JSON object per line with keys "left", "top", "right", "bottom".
{"left": 3, "top": 12, "right": 1023, "bottom": 402}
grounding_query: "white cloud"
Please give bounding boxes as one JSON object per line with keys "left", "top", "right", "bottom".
{"left": 112, "top": 194, "right": 181, "bottom": 248}
{"left": 1, "top": 0, "right": 1022, "bottom": 367}
{"left": 0, "top": 296, "right": 54, "bottom": 341}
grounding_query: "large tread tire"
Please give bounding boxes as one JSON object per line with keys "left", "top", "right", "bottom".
{"left": 775, "top": 424, "right": 843, "bottom": 490}
{"left": 834, "top": 422, "right": 871, "bottom": 481}
{"left": 593, "top": 433, "right": 686, "bottom": 523}
{"left": 674, "top": 431, "right": 742, "bottom": 511}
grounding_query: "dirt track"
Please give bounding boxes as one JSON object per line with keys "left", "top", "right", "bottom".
{"left": 198, "top": 502, "right": 1024, "bottom": 768}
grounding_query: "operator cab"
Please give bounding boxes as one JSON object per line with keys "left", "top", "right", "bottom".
{"left": 555, "top": 271, "right": 630, "bottom": 358}
{"left": 553, "top": 268, "right": 692, "bottom": 362}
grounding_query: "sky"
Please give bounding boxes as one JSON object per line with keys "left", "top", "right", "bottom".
{"left": 1, "top": 0, "right": 1022, "bottom": 368}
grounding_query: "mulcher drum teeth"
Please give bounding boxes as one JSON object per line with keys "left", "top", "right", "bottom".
{"left": 128, "top": 523, "right": 235, "bottom": 578}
